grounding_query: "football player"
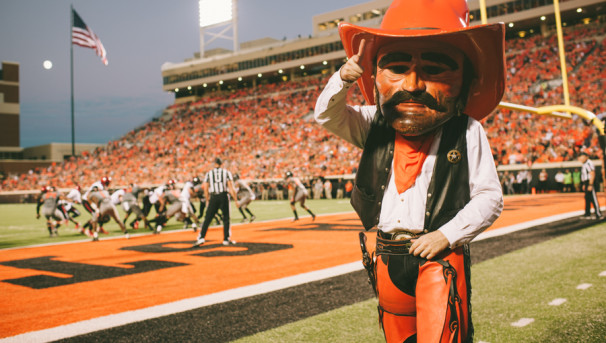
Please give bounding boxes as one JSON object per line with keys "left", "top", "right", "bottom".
{"left": 35, "top": 186, "right": 66, "bottom": 237}
{"left": 86, "top": 186, "right": 129, "bottom": 241}
{"left": 234, "top": 174, "right": 256, "bottom": 223}
{"left": 284, "top": 171, "right": 316, "bottom": 221}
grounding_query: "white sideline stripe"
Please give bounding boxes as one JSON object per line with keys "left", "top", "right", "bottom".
{"left": 511, "top": 318, "right": 535, "bottom": 327}
{"left": 0, "top": 261, "right": 364, "bottom": 343}
{"left": 549, "top": 298, "right": 567, "bottom": 306}
{"left": 599, "top": 271, "right": 606, "bottom": 277}
{"left": 473, "top": 209, "right": 585, "bottom": 242}
{"left": 576, "top": 283, "right": 592, "bottom": 290}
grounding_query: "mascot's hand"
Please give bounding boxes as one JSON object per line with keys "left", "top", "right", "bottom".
{"left": 340, "top": 39, "right": 366, "bottom": 83}
{"left": 409, "top": 230, "right": 450, "bottom": 260}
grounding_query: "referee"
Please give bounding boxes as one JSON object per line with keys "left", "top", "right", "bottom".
{"left": 194, "top": 158, "right": 240, "bottom": 246}
{"left": 579, "top": 152, "right": 602, "bottom": 219}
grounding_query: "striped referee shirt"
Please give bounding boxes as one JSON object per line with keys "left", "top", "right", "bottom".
{"left": 581, "top": 159, "right": 594, "bottom": 182}
{"left": 204, "top": 168, "right": 233, "bottom": 194}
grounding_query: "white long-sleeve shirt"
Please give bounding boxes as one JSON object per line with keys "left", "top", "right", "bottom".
{"left": 180, "top": 181, "right": 194, "bottom": 201}
{"left": 111, "top": 189, "right": 125, "bottom": 205}
{"left": 83, "top": 181, "right": 104, "bottom": 201}
{"left": 314, "top": 71, "right": 503, "bottom": 248}
{"left": 66, "top": 188, "right": 82, "bottom": 204}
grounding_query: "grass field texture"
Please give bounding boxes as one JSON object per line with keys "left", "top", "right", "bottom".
{"left": 234, "top": 223, "right": 606, "bottom": 343}
{"left": 0, "top": 199, "right": 354, "bottom": 249}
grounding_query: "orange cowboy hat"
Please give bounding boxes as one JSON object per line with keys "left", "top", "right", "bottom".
{"left": 339, "top": 0, "right": 506, "bottom": 121}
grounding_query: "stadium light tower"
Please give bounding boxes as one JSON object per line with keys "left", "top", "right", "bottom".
{"left": 198, "top": 0, "right": 239, "bottom": 58}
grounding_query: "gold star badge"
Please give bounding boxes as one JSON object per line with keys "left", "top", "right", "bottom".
{"left": 447, "top": 149, "right": 462, "bottom": 164}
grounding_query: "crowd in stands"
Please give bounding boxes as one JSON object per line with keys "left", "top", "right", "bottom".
{"left": 486, "top": 20, "right": 606, "bottom": 166}
{"left": 2, "top": 20, "right": 605, "bottom": 192}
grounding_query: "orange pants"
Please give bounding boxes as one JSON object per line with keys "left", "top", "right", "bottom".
{"left": 375, "top": 245, "right": 471, "bottom": 343}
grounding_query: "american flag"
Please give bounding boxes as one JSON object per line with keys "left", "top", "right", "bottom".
{"left": 71, "top": 9, "right": 108, "bottom": 66}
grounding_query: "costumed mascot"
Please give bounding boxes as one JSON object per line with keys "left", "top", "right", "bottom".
{"left": 314, "top": 0, "right": 506, "bottom": 341}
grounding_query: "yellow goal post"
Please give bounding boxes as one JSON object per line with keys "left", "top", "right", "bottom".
{"left": 498, "top": 102, "right": 604, "bottom": 136}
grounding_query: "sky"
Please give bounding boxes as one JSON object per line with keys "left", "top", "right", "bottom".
{"left": 0, "top": 0, "right": 365, "bottom": 148}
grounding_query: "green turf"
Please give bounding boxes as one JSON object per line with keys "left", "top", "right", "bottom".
{"left": 233, "top": 223, "right": 606, "bottom": 343}
{"left": 233, "top": 300, "right": 383, "bottom": 343}
{"left": 0, "top": 199, "right": 354, "bottom": 249}
{"left": 472, "top": 222, "right": 606, "bottom": 342}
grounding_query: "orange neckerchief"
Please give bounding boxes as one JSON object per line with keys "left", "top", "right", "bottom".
{"left": 393, "top": 133, "right": 435, "bottom": 194}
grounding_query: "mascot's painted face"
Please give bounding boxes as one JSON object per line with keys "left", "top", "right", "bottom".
{"left": 374, "top": 40, "right": 466, "bottom": 136}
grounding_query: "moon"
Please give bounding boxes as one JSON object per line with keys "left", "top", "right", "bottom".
{"left": 43, "top": 60, "right": 53, "bottom": 70}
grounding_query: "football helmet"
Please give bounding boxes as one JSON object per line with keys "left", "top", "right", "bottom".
{"left": 101, "top": 176, "right": 112, "bottom": 186}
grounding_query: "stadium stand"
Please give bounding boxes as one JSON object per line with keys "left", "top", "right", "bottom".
{"left": 1, "top": 20, "right": 605, "bottom": 193}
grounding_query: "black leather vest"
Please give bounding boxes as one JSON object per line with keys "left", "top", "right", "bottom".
{"left": 351, "top": 114, "right": 471, "bottom": 231}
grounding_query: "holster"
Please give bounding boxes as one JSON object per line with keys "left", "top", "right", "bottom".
{"left": 359, "top": 232, "right": 377, "bottom": 297}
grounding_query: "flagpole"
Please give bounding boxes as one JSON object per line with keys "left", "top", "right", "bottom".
{"left": 70, "top": 4, "right": 75, "bottom": 157}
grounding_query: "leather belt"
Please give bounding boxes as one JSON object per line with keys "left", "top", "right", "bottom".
{"left": 377, "top": 229, "right": 421, "bottom": 240}
{"left": 376, "top": 229, "right": 422, "bottom": 256}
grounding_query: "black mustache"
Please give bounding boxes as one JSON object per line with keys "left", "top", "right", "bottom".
{"left": 382, "top": 91, "right": 446, "bottom": 112}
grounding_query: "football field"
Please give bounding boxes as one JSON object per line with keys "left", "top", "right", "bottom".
{"left": 0, "top": 194, "right": 605, "bottom": 342}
